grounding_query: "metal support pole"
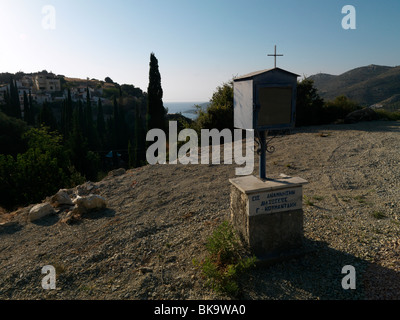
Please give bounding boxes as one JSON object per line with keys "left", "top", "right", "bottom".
{"left": 259, "top": 130, "right": 266, "bottom": 180}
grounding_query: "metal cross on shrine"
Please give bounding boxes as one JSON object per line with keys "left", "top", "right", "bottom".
{"left": 268, "top": 45, "right": 283, "bottom": 68}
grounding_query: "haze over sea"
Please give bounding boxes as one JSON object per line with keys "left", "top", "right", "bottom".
{"left": 164, "top": 102, "right": 208, "bottom": 120}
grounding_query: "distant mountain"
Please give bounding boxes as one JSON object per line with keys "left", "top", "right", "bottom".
{"left": 308, "top": 64, "right": 400, "bottom": 111}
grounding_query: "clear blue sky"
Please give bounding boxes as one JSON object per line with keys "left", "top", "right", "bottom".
{"left": 0, "top": 0, "right": 399, "bottom": 102}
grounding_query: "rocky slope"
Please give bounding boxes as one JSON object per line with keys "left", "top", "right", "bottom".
{"left": 309, "top": 64, "right": 400, "bottom": 109}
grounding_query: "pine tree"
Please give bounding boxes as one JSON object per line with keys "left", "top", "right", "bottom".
{"left": 146, "top": 52, "right": 166, "bottom": 132}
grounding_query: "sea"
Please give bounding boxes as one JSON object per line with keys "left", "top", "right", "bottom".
{"left": 163, "top": 102, "right": 209, "bottom": 120}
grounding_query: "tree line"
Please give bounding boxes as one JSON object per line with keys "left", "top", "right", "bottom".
{"left": 0, "top": 52, "right": 165, "bottom": 210}
{"left": 189, "top": 78, "right": 366, "bottom": 133}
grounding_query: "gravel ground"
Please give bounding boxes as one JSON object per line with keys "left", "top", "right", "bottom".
{"left": 0, "top": 120, "right": 399, "bottom": 300}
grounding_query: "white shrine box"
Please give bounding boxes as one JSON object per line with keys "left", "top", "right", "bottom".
{"left": 233, "top": 68, "right": 299, "bottom": 132}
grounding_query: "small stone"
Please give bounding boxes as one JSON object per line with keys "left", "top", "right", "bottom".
{"left": 50, "top": 190, "right": 73, "bottom": 207}
{"left": 139, "top": 267, "right": 153, "bottom": 274}
{"left": 0, "top": 221, "right": 13, "bottom": 227}
{"left": 29, "top": 203, "right": 55, "bottom": 222}
{"left": 111, "top": 285, "right": 119, "bottom": 292}
{"left": 73, "top": 194, "right": 107, "bottom": 211}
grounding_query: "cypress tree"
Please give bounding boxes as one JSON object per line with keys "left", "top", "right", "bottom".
{"left": 23, "top": 91, "right": 30, "bottom": 124}
{"left": 28, "top": 89, "right": 35, "bottom": 126}
{"left": 128, "top": 140, "right": 135, "bottom": 168}
{"left": 112, "top": 96, "right": 120, "bottom": 149}
{"left": 38, "top": 100, "right": 57, "bottom": 131}
{"left": 69, "top": 105, "right": 89, "bottom": 177}
{"left": 146, "top": 52, "right": 166, "bottom": 132}
{"left": 134, "top": 107, "right": 146, "bottom": 166}
{"left": 105, "top": 116, "right": 114, "bottom": 150}
{"left": 112, "top": 95, "right": 119, "bottom": 120}
{"left": 3, "top": 88, "right": 11, "bottom": 116}
{"left": 96, "top": 98, "right": 106, "bottom": 147}
{"left": 118, "top": 89, "right": 129, "bottom": 151}
{"left": 85, "top": 87, "right": 97, "bottom": 149}
{"left": 60, "top": 99, "right": 67, "bottom": 138}
{"left": 78, "top": 99, "right": 85, "bottom": 135}
{"left": 9, "top": 78, "right": 21, "bottom": 119}
{"left": 111, "top": 95, "right": 128, "bottom": 150}
{"left": 14, "top": 80, "right": 21, "bottom": 119}
{"left": 65, "top": 88, "right": 73, "bottom": 135}
{"left": 86, "top": 87, "right": 93, "bottom": 127}
{"left": 8, "top": 79, "right": 15, "bottom": 118}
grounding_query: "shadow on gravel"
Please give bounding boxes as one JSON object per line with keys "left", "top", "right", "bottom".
{"left": 84, "top": 208, "right": 116, "bottom": 220}
{"left": 294, "top": 120, "right": 400, "bottom": 134}
{"left": 31, "top": 214, "right": 60, "bottom": 227}
{"left": 363, "top": 260, "right": 400, "bottom": 300}
{"left": 242, "top": 238, "right": 400, "bottom": 300}
{"left": 0, "top": 222, "right": 23, "bottom": 236}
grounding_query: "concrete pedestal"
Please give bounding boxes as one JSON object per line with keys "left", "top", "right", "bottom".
{"left": 229, "top": 175, "right": 308, "bottom": 264}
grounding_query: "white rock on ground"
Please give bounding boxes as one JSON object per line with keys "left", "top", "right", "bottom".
{"left": 73, "top": 194, "right": 107, "bottom": 211}
{"left": 29, "top": 203, "right": 56, "bottom": 222}
{"left": 50, "top": 189, "right": 74, "bottom": 207}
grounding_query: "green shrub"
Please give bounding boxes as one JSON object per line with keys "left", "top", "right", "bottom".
{"left": 375, "top": 109, "right": 400, "bottom": 121}
{"left": 191, "top": 81, "right": 233, "bottom": 133}
{"left": 303, "top": 195, "right": 314, "bottom": 206}
{"left": 371, "top": 211, "right": 387, "bottom": 220}
{"left": 0, "top": 126, "right": 84, "bottom": 209}
{"left": 102, "top": 87, "right": 120, "bottom": 99}
{"left": 194, "top": 221, "right": 256, "bottom": 296}
{"left": 0, "top": 111, "right": 28, "bottom": 156}
{"left": 323, "top": 95, "right": 362, "bottom": 121}
{"left": 296, "top": 79, "right": 325, "bottom": 126}
{"left": 195, "top": 104, "right": 233, "bottom": 132}
{"left": 296, "top": 79, "right": 362, "bottom": 126}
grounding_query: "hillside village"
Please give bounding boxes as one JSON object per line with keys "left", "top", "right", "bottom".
{"left": 0, "top": 71, "right": 118, "bottom": 115}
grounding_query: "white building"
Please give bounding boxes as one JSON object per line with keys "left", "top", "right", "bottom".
{"left": 33, "top": 75, "right": 61, "bottom": 92}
